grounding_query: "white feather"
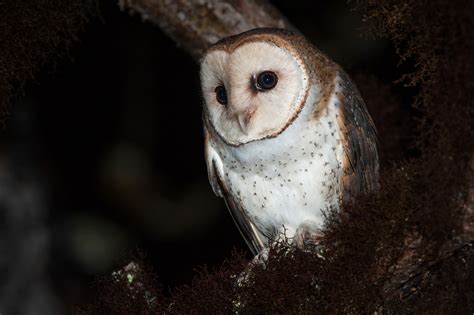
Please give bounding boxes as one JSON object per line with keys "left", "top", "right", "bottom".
{"left": 206, "top": 83, "right": 344, "bottom": 245}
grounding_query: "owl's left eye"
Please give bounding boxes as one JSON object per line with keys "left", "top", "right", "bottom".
{"left": 215, "top": 85, "right": 228, "bottom": 105}
{"left": 255, "top": 71, "right": 278, "bottom": 91}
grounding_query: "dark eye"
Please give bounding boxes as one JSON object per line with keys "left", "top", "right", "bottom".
{"left": 256, "top": 71, "right": 278, "bottom": 90}
{"left": 215, "top": 85, "right": 227, "bottom": 105}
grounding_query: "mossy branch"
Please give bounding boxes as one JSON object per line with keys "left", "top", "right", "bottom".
{"left": 118, "top": 0, "right": 294, "bottom": 59}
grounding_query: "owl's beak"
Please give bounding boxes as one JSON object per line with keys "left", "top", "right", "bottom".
{"left": 236, "top": 108, "right": 256, "bottom": 135}
{"left": 237, "top": 114, "right": 249, "bottom": 135}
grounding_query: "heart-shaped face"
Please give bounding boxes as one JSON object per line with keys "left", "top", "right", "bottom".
{"left": 201, "top": 36, "right": 310, "bottom": 146}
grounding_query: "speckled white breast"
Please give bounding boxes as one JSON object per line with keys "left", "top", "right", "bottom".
{"left": 210, "top": 88, "right": 344, "bottom": 245}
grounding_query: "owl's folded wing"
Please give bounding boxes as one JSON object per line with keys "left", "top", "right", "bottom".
{"left": 338, "top": 70, "right": 380, "bottom": 201}
{"left": 204, "top": 127, "right": 265, "bottom": 255}
{"left": 204, "top": 127, "right": 223, "bottom": 198}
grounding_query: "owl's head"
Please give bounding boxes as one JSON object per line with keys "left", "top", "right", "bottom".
{"left": 200, "top": 28, "right": 334, "bottom": 146}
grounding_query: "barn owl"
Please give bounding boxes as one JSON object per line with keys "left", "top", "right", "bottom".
{"left": 201, "top": 28, "right": 378, "bottom": 256}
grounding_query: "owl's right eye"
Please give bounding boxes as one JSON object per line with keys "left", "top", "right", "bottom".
{"left": 215, "top": 86, "right": 228, "bottom": 105}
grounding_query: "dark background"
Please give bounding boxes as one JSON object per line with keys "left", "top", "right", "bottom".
{"left": 1, "top": 0, "right": 405, "bottom": 313}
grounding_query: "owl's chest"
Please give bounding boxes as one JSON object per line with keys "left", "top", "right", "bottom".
{"left": 217, "top": 116, "right": 344, "bottom": 238}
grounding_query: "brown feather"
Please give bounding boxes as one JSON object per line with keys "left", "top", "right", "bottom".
{"left": 337, "top": 69, "right": 380, "bottom": 203}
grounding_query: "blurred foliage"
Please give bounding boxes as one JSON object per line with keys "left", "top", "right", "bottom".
{"left": 0, "top": 0, "right": 98, "bottom": 124}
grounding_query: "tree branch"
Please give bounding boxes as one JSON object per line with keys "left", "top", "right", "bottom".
{"left": 382, "top": 241, "right": 474, "bottom": 312}
{"left": 118, "top": 0, "right": 294, "bottom": 60}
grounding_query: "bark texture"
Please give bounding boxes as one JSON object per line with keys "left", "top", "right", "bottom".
{"left": 118, "top": 0, "right": 294, "bottom": 59}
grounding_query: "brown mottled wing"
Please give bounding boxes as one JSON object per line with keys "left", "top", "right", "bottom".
{"left": 337, "top": 70, "right": 380, "bottom": 202}
{"left": 204, "top": 124, "right": 265, "bottom": 255}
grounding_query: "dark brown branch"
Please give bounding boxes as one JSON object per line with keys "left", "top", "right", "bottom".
{"left": 382, "top": 241, "right": 474, "bottom": 313}
{"left": 118, "top": 0, "right": 294, "bottom": 60}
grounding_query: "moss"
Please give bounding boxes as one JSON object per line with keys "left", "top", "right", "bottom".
{"left": 0, "top": 0, "right": 97, "bottom": 124}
